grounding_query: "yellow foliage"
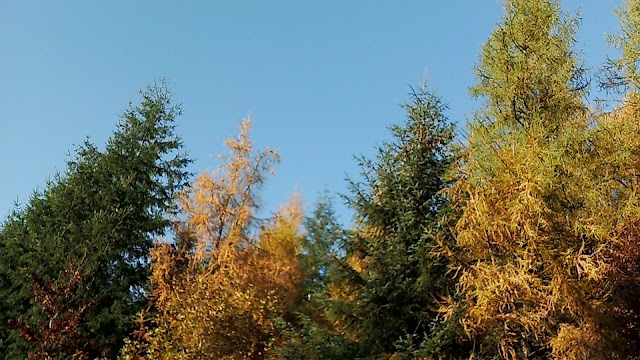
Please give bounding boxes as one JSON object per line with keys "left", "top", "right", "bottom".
{"left": 453, "top": 86, "right": 640, "bottom": 358}
{"left": 120, "top": 120, "right": 303, "bottom": 360}
{"left": 450, "top": 1, "right": 639, "bottom": 358}
{"left": 549, "top": 322, "right": 603, "bottom": 360}
{"left": 177, "top": 118, "right": 280, "bottom": 266}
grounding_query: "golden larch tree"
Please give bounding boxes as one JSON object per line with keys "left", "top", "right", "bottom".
{"left": 120, "top": 119, "right": 303, "bottom": 360}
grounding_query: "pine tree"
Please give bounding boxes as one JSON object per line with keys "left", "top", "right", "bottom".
{"left": 0, "top": 81, "right": 190, "bottom": 359}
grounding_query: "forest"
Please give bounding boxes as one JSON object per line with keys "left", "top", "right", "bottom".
{"left": 4, "top": 0, "right": 640, "bottom": 359}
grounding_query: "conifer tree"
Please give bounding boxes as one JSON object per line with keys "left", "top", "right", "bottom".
{"left": 274, "top": 194, "right": 360, "bottom": 360}
{"left": 592, "top": 0, "right": 640, "bottom": 353}
{"left": 274, "top": 84, "right": 463, "bottom": 359}
{"left": 296, "top": 83, "right": 461, "bottom": 359}
{"left": 120, "top": 119, "right": 304, "bottom": 359}
{"left": 0, "top": 82, "right": 190, "bottom": 359}
{"left": 447, "top": 0, "right": 640, "bottom": 358}
{"left": 470, "top": 0, "right": 585, "bottom": 130}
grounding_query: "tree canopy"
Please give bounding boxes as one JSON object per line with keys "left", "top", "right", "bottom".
{"left": 6, "top": 1, "right": 640, "bottom": 359}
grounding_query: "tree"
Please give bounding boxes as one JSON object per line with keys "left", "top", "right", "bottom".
{"left": 120, "top": 119, "right": 303, "bottom": 359}
{"left": 447, "top": 0, "right": 640, "bottom": 358}
{"left": 0, "top": 81, "right": 191, "bottom": 359}
{"left": 593, "top": 0, "right": 640, "bottom": 354}
{"left": 8, "top": 264, "right": 98, "bottom": 359}
{"left": 281, "top": 83, "right": 462, "bottom": 359}
{"left": 346, "top": 84, "right": 463, "bottom": 358}
{"left": 274, "top": 193, "right": 359, "bottom": 360}
{"left": 603, "top": 0, "right": 640, "bottom": 92}
{"left": 298, "top": 191, "right": 346, "bottom": 301}
{"left": 470, "top": 0, "right": 586, "bottom": 130}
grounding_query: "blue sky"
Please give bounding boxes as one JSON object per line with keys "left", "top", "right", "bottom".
{"left": 0, "top": 1, "right": 621, "bottom": 225}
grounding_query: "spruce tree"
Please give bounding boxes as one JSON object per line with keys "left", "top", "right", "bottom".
{"left": 275, "top": 194, "right": 360, "bottom": 360}
{"left": 276, "top": 84, "right": 463, "bottom": 359}
{"left": 0, "top": 82, "right": 190, "bottom": 359}
{"left": 331, "top": 83, "right": 462, "bottom": 358}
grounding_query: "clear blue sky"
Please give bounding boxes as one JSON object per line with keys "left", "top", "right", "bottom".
{"left": 0, "top": 1, "right": 621, "bottom": 225}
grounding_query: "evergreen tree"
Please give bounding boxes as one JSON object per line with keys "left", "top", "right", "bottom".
{"left": 321, "top": 83, "right": 462, "bottom": 358}
{"left": 350, "top": 85, "right": 461, "bottom": 358}
{"left": 0, "top": 81, "right": 190, "bottom": 359}
{"left": 299, "top": 192, "right": 345, "bottom": 299}
{"left": 276, "top": 83, "right": 463, "bottom": 359}
{"left": 274, "top": 193, "right": 360, "bottom": 360}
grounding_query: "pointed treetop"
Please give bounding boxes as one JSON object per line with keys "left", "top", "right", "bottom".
{"left": 471, "top": 0, "right": 586, "bottom": 131}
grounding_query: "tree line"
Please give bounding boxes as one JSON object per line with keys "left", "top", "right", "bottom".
{"left": 3, "top": 0, "right": 640, "bottom": 359}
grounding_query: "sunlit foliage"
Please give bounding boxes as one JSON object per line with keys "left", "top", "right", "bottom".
{"left": 0, "top": 82, "right": 190, "bottom": 359}
{"left": 120, "top": 120, "right": 303, "bottom": 359}
{"left": 8, "top": 2, "right": 640, "bottom": 359}
{"left": 450, "top": 0, "right": 640, "bottom": 358}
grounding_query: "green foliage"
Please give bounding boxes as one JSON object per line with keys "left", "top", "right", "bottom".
{"left": 345, "top": 85, "right": 462, "bottom": 358}
{"left": 298, "top": 191, "right": 348, "bottom": 303}
{"left": 344, "top": 84, "right": 462, "bottom": 357}
{"left": 604, "top": 0, "right": 640, "bottom": 92}
{"left": 274, "top": 194, "right": 359, "bottom": 360}
{"left": 471, "top": 0, "right": 586, "bottom": 131}
{"left": 277, "top": 83, "right": 464, "bottom": 360}
{"left": 0, "top": 81, "right": 190, "bottom": 359}
{"left": 274, "top": 314, "right": 358, "bottom": 360}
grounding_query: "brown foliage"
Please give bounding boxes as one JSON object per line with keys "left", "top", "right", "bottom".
{"left": 9, "top": 263, "right": 106, "bottom": 360}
